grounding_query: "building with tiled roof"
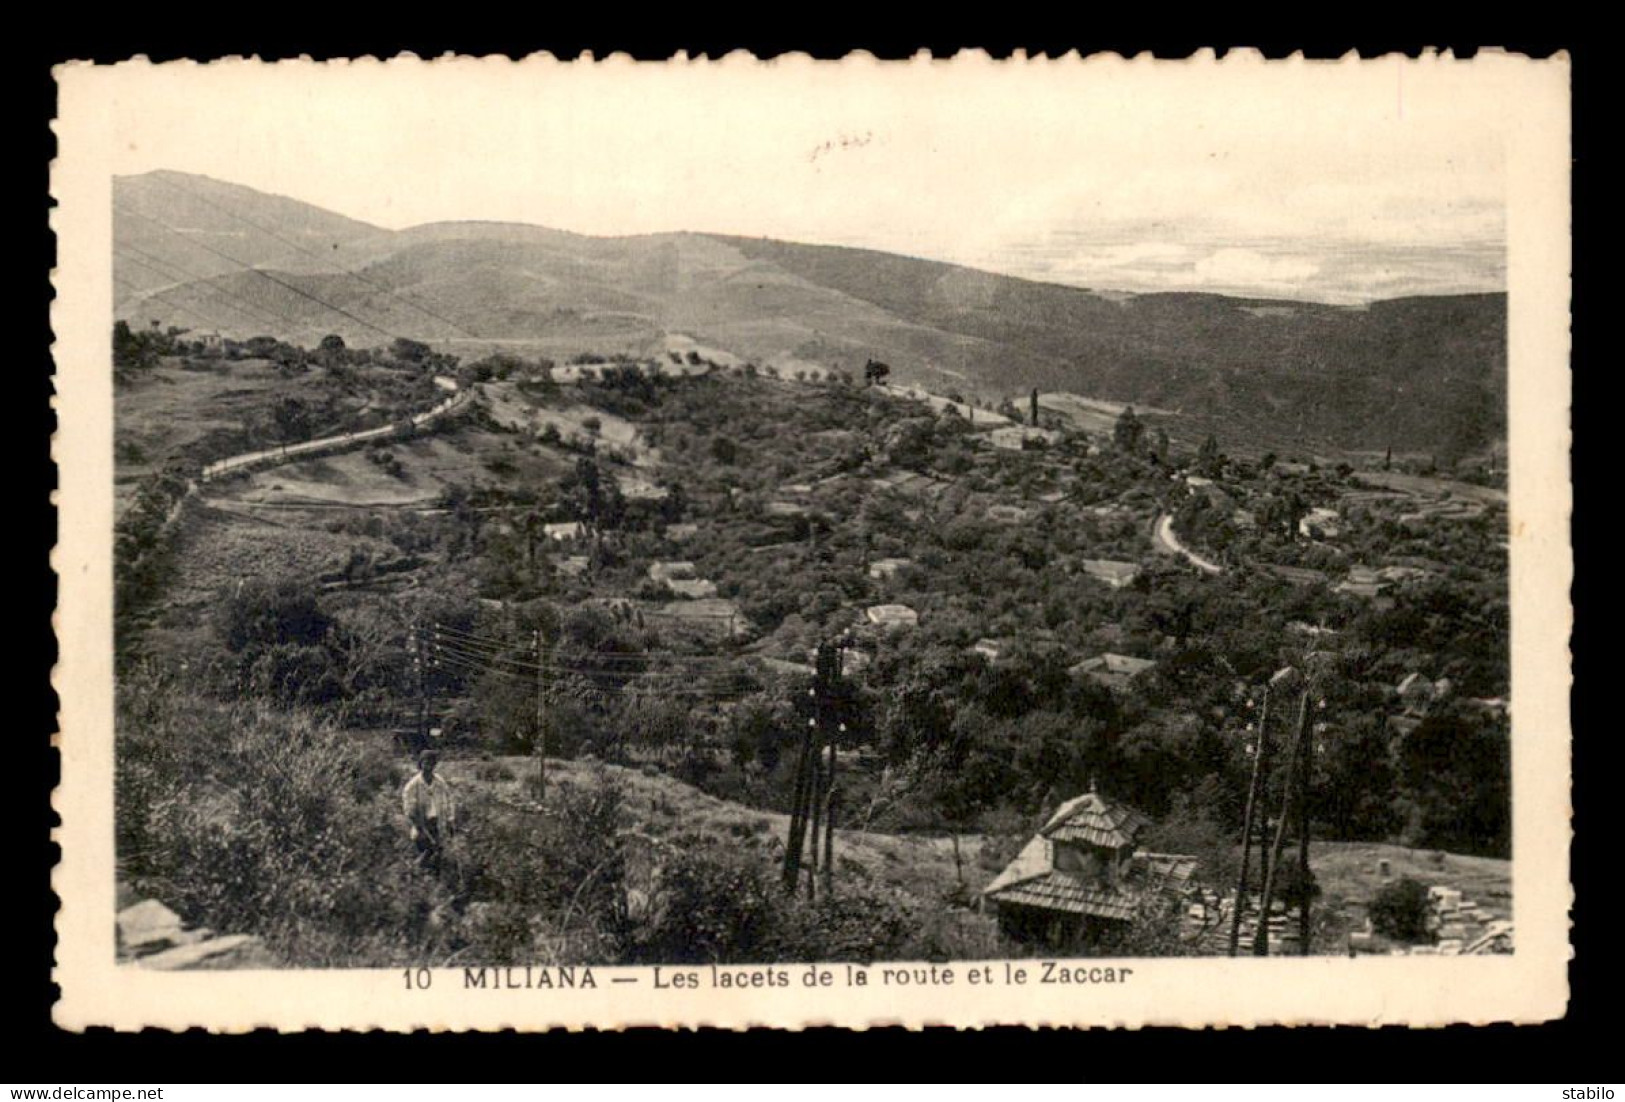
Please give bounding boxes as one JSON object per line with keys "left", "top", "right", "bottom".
{"left": 982, "top": 786, "right": 1197, "bottom": 946}
{"left": 1069, "top": 653, "right": 1157, "bottom": 693}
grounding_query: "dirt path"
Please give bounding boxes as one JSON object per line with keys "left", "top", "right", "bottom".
{"left": 1153, "top": 512, "right": 1223, "bottom": 574}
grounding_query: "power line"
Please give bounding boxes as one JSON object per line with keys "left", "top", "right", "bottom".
{"left": 427, "top": 622, "right": 744, "bottom": 665}
{"left": 144, "top": 172, "right": 484, "bottom": 341}
{"left": 115, "top": 248, "right": 295, "bottom": 334}
{"left": 116, "top": 205, "right": 402, "bottom": 341}
{"left": 424, "top": 632, "right": 758, "bottom": 682}
{"left": 116, "top": 243, "right": 297, "bottom": 332}
{"left": 113, "top": 276, "right": 228, "bottom": 334}
{"left": 429, "top": 642, "right": 745, "bottom": 683}
{"left": 427, "top": 649, "right": 754, "bottom": 699}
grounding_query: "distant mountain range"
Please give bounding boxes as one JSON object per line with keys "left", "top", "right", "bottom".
{"left": 113, "top": 170, "right": 1506, "bottom": 455}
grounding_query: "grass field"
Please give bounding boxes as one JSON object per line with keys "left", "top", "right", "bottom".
{"left": 450, "top": 756, "right": 995, "bottom": 907}
{"left": 1309, "top": 840, "right": 1511, "bottom": 919}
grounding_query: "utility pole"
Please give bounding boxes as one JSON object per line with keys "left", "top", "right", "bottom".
{"left": 806, "top": 730, "right": 824, "bottom": 901}
{"left": 782, "top": 685, "right": 819, "bottom": 893}
{"left": 1254, "top": 690, "right": 1310, "bottom": 957}
{"left": 783, "top": 639, "right": 839, "bottom": 898}
{"left": 823, "top": 722, "right": 841, "bottom": 900}
{"left": 409, "top": 622, "right": 428, "bottom": 757}
{"left": 1298, "top": 698, "right": 1317, "bottom": 955}
{"left": 1229, "top": 686, "right": 1270, "bottom": 956}
{"left": 534, "top": 625, "right": 547, "bottom": 800}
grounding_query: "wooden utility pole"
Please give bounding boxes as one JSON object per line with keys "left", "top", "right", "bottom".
{"left": 782, "top": 691, "right": 818, "bottom": 893}
{"left": 534, "top": 625, "right": 548, "bottom": 800}
{"left": 783, "top": 640, "right": 839, "bottom": 898}
{"left": 806, "top": 734, "right": 824, "bottom": 901}
{"left": 822, "top": 733, "right": 839, "bottom": 899}
{"left": 1229, "top": 686, "right": 1270, "bottom": 956}
{"left": 1254, "top": 690, "right": 1310, "bottom": 957}
{"left": 1297, "top": 699, "right": 1315, "bottom": 955}
{"left": 409, "top": 622, "right": 428, "bottom": 757}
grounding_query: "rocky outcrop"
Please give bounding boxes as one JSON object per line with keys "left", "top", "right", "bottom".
{"left": 116, "top": 894, "right": 273, "bottom": 970}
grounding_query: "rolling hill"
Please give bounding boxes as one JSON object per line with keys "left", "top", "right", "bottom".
{"left": 113, "top": 170, "right": 1507, "bottom": 456}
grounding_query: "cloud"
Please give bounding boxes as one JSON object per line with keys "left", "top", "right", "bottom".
{"left": 1191, "top": 249, "right": 1321, "bottom": 288}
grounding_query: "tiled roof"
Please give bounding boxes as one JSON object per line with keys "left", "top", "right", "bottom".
{"left": 982, "top": 835, "right": 1054, "bottom": 896}
{"left": 1041, "top": 791, "right": 1153, "bottom": 849}
{"left": 982, "top": 810, "right": 1199, "bottom": 923}
{"left": 1071, "top": 654, "right": 1157, "bottom": 681}
{"left": 988, "top": 874, "right": 1141, "bottom": 921}
{"left": 1134, "top": 852, "right": 1199, "bottom": 888}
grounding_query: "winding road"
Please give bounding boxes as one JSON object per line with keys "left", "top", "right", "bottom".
{"left": 199, "top": 387, "right": 473, "bottom": 483}
{"left": 1153, "top": 513, "right": 1223, "bottom": 575}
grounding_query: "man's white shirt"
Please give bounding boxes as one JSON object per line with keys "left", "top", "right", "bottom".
{"left": 402, "top": 772, "right": 456, "bottom": 836}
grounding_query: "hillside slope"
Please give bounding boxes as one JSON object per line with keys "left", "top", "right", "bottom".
{"left": 113, "top": 171, "right": 1506, "bottom": 455}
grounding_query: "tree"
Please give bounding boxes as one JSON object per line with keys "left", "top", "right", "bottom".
{"left": 272, "top": 397, "right": 313, "bottom": 444}
{"left": 391, "top": 337, "right": 432, "bottom": 365}
{"left": 1113, "top": 406, "right": 1144, "bottom": 454}
{"left": 709, "top": 436, "right": 739, "bottom": 465}
{"left": 1196, "top": 433, "right": 1224, "bottom": 478}
{"left": 561, "top": 456, "right": 626, "bottom": 530}
{"left": 1369, "top": 878, "right": 1432, "bottom": 942}
{"left": 112, "top": 320, "right": 162, "bottom": 383}
{"left": 863, "top": 359, "right": 891, "bottom": 387}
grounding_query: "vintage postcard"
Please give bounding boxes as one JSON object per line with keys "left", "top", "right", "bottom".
{"left": 51, "top": 51, "right": 1572, "bottom": 1031}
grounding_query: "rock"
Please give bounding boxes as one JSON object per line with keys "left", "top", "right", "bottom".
{"left": 140, "top": 934, "right": 263, "bottom": 970}
{"left": 117, "top": 899, "right": 186, "bottom": 956}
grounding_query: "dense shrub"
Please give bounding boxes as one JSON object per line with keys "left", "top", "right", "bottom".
{"left": 1369, "top": 877, "right": 1432, "bottom": 943}
{"left": 116, "top": 675, "right": 453, "bottom": 966}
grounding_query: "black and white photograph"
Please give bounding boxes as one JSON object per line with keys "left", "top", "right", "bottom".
{"left": 51, "top": 52, "right": 1572, "bottom": 1029}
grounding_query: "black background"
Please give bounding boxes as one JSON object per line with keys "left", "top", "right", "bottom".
{"left": 21, "top": 19, "right": 1599, "bottom": 1081}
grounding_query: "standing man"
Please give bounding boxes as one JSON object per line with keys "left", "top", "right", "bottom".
{"left": 402, "top": 749, "right": 456, "bottom": 873}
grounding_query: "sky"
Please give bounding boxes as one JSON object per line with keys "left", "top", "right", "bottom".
{"left": 106, "top": 54, "right": 1509, "bottom": 303}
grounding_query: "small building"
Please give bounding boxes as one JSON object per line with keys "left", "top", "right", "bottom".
{"left": 1286, "top": 621, "right": 1339, "bottom": 638}
{"left": 1378, "top": 564, "right": 1432, "bottom": 585}
{"left": 542, "top": 521, "right": 586, "bottom": 543}
{"left": 868, "top": 557, "right": 913, "bottom": 581}
{"left": 665, "top": 522, "right": 700, "bottom": 542}
{"left": 1070, "top": 653, "right": 1157, "bottom": 692}
{"left": 1260, "top": 563, "right": 1331, "bottom": 587}
{"left": 987, "top": 425, "right": 1062, "bottom": 451}
{"left": 1080, "top": 559, "right": 1141, "bottom": 589}
{"left": 864, "top": 604, "right": 919, "bottom": 631}
{"left": 986, "top": 503, "right": 1033, "bottom": 525}
{"left": 982, "top": 786, "right": 1198, "bottom": 947}
{"left": 970, "top": 637, "right": 1005, "bottom": 663}
{"left": 1299, "top": 506, "right": 1343, "bottom": 539}
{"left": 666, "top": 578, "right": 719, "bottom": 599}
{"left": 1336, "top": 566, "right": 1388, "bottom": 599}
{"left": 649, "top": 561, "right": 698, "bottom": 584}
{"left": 620, "top": 479, "right": 671, "bottom": 503}
{"left": 554, "top": 555, "right": 589, "bottom": 577}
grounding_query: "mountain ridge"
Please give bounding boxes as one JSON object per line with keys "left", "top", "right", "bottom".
{"left": 113, "top": 171, "right": 1506, "bottom": 456}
